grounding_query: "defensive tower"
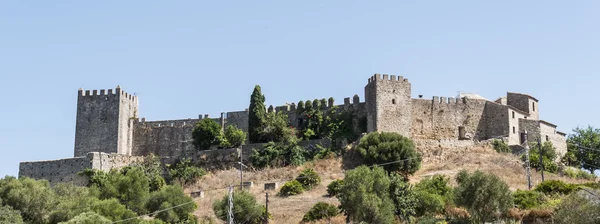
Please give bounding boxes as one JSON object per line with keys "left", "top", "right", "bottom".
{"left": 73, "top": 86, "right": 138, "bottom": 157}
{"left": 364, "top": 74, "right": 412, "bottom": 137}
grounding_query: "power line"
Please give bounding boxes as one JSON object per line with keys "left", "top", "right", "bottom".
{"left": 109, "top": 156, "right": 423, "bottom": 223}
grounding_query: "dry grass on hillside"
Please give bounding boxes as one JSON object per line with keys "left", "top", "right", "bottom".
{"left": 187, "top": 145, "right": 592, "bottom": 223}
{"left": 187, "top": 158, "right": 345, "bottom": 223}
{"left": 413, "top": 146, "right": 591, "bottom": 190}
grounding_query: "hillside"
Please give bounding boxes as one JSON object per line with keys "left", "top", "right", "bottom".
{"left": 186, "top": 142, "right": 590, "bottom": 223}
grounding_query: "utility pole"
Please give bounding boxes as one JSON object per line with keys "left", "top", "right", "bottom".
{"left": 265, "top": 192, "right": 269, "bottom": 224}
{"left": 524, "top": 131, "right": 532, "bottom": 190}
{"left": 538, "top": 137, "right": 544, "bottom": 182}
{"left": 240, "top": 147, "right": 243, "bottom": 191}
{"left": 228, "top": 185, "right": 234, "bottom": 224}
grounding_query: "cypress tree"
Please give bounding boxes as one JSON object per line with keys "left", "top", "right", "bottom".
{"left": 249, "top": 85, "right": 266, "bottom": 143}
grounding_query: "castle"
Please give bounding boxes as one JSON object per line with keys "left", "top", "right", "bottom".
{"left": 18, "top": 74, "right": 567, "bottom": 185}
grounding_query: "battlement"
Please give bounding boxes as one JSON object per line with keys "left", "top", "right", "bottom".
{"left": 432, "top": 96, "right": 464, "bottom": 104}
{"left": 136, "top": 118, "right": 199, "bottom": 128}
{"left": 78, "top": 86, "right": 138, "bottom": 103}
{"left": 367, "top": 73, "right": 408, "bottom": 84}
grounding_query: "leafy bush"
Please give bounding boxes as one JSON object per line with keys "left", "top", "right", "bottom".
{"left": 492, "top": 139, "right": 510, "bottom": 153}
{"left": 414, "top": 190, "right": 445, "bottom": 217}
{"left": 221, "top": 125, "right": 246, "bottom": 148}
{"left": 192, "top": 118, "right": 223, "bottom": 150}
{"left": 356, "top": 132, "right": 422, "bottom": 177}
{"left": 337, "top": 165, "right": 396, "bottom": 224}
{"left": 60, "top": 212, "right": 111, "bottom": 224}
{"left": 554, "top": 189, "right": 600, "bottom": 224}
{"left": 414, "top": 174, "right": 453, "bottom": 200}
{"left": 454, "top": 170, "right": 513, "bottom": 223}
{"left": 250, "top": 136, "right": 307, "bottom": 169}
{"left": 513, "top": 190, "right": 545, "bottom": 209}
{"left": 534, "top": 180, "right": 577, "bottom": 195}
{"left": 389, "top": 174, "right": 418, "bottom": 221}
{"left": 521, "top": 141, "right": 559, "bottom": 173}
{"left": 296, "top": 168, "right": 321, "bottom": 190}
{"left": 302, "top": 202, "right": 339, "bottom": 222}
{"left": 168, "top": 158, "right": 206, "bottom": 186}
{"left": 146, "top": 185, "right": 197, "bottom": 223}
{"left": 279, "top": 180, "right": 304, "bottom": 196}
{"left": 0, "top": 203, "right": 23, "bottom": 224}
{"left": 564, "top": 167, "right": 595, "bottom": 180}
{"left": 213, "top": 190, "right": 268, "bottom": 224}
{"left": 0, "top": 176, "right": 56, "bottom": 223}
{"left": 411, "top": 174, "right": 453, "bottom": 217}
{"left": 326, "top": 179, "right": 343, "bottom": 197}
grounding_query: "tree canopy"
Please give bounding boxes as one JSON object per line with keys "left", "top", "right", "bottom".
{"left": 192, "top": 118, "right": 222, "bottom": 150}
{"left": 249, "top": 85, "right": 266, "bottom": 143}
{"left": 356, "top": 132, "right": 422, "bottom": 178}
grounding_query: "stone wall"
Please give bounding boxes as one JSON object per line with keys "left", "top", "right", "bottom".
{"left": 508, "top": 109, "right": 529, "bottom": 145}
{"left": 74, "top": 87, "right": 138, "bottom": 157}
{"left": 365, "top": 74, "right": 412, "bottom": 136}
{"left": 507, "top": 92, "right": 539, "bottom": 120}
{"left": 539, "top": 121, "right": 567, "bottom": 156}
{"left": 411, "top": 97, "right": 488, "bottom": 140}
{"left": 132, "top": 119, "right": 199, "bottom": 159}
{"left": 484, "top": 102, "right": 510, "bottom": 140}
{"left": 18, "top": 152, "right": 142, "bottom": 186}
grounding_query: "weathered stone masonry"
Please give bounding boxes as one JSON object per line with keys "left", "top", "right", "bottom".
{"left": 19, "top": 73, "right": 567, "bottom": 185}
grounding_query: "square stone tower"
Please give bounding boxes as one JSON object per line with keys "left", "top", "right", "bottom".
{"left": 364, "top": 74, "right": 412, "bottom": 137}
{"left": 73, "top": 86, "right": 138, "bottom": 157}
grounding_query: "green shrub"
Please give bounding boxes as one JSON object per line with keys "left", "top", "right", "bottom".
{"left": 279, "top": 180, "right": 304, "bottom": 196}
{"left": 296, "top": 168, "right": 321, "bottom": 190}
{"left": 356, "top": 132, "right": 422, "bottom": 177}
{"left": 513, "top": 190, "right": 545, "bottom": 209}
{"left": 534, "top": 180, "right": 577, "bottom": 195}
{"left": 414, "top": 190, "right": 445, "bottom": 217}
{"left": 326, "top": 179, "right": 344, "bottom": 197}
{"left": 454, "top": 170, "right": 513, "bottom": 223}
{"left": 521, "top": 141, "right": 559, "bottom": 173}
{"left": 168, "top": 158, "right": 206, "bottom": 186}
{"left": 221, "top": 125, "right": 246, "bottom": 148}
{"left": 213, "top": 190, "right": 268, "bottom": 224}
{"left": 192, "top": 118, "right": 223, "bottom": 150}
{"left": 492, "top": 139, "right": 511, "bottom": 153}
{"left": 302, "top": 202, "right": 339, "bottom": 222}
{"left": 577, "top": 182, "right": 600, "bottom": 189}
{"left": 389, "top": 174, "right": 418, "bottom": 222}
{"left": 563, "top": 167, "right": 595, "bottom": 180}
{"left": 145, "top": 185, "right": 197, "bottom": 223}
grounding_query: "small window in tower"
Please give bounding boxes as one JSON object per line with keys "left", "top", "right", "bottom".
{"left": 392, "top": 99, "right": 396, "bottom": 104}
{"left": 532, "top": 102, "right": 535, "bottom": 111}
{"left": 513, "top": 126, "right": 516, "bottom": 134}
{"left": 546, "top": 135, "right": 549, "bottom": 141}
{"left": 512, "top": 111, "right": 515, "bottom": 119}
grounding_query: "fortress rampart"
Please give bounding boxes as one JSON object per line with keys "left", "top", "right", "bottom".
{"left": 19, "top": 73, "right": 568, "bottom": 185}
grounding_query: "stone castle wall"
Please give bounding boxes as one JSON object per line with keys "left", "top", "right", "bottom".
{"left": 19, "top": 152, "right": 142, "bottom": 186}
{"left": 365, "top": 74, "right": 412, "bottom": 137}
{"left": 74, "top": 87, "right": 138, "bottom": 157}
{"left": 411, "top": 97, "right": 488, "bottom": 140}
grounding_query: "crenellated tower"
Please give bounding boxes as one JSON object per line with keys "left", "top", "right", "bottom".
{"left": 73, "top": 86, "right": 138, "bottom": 157}
{"left": 364, "top": 74, "right": 412, "bottom": 137}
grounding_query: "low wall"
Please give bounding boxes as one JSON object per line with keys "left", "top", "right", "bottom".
{"left": 18, "top": 152, "right": 143, "bottom": 186}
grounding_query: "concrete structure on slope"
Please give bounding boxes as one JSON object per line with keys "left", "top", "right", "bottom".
{"left": 19, "top": 73, "right": 567, "bottom": 185}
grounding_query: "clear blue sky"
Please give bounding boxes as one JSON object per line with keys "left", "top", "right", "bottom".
{"left": 1, "top": 1, "right": 598, "bottom": 177}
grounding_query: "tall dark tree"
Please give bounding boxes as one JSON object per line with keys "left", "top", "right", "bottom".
{"left": 249, "top": 85, "right": 266, "bottom": 143}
